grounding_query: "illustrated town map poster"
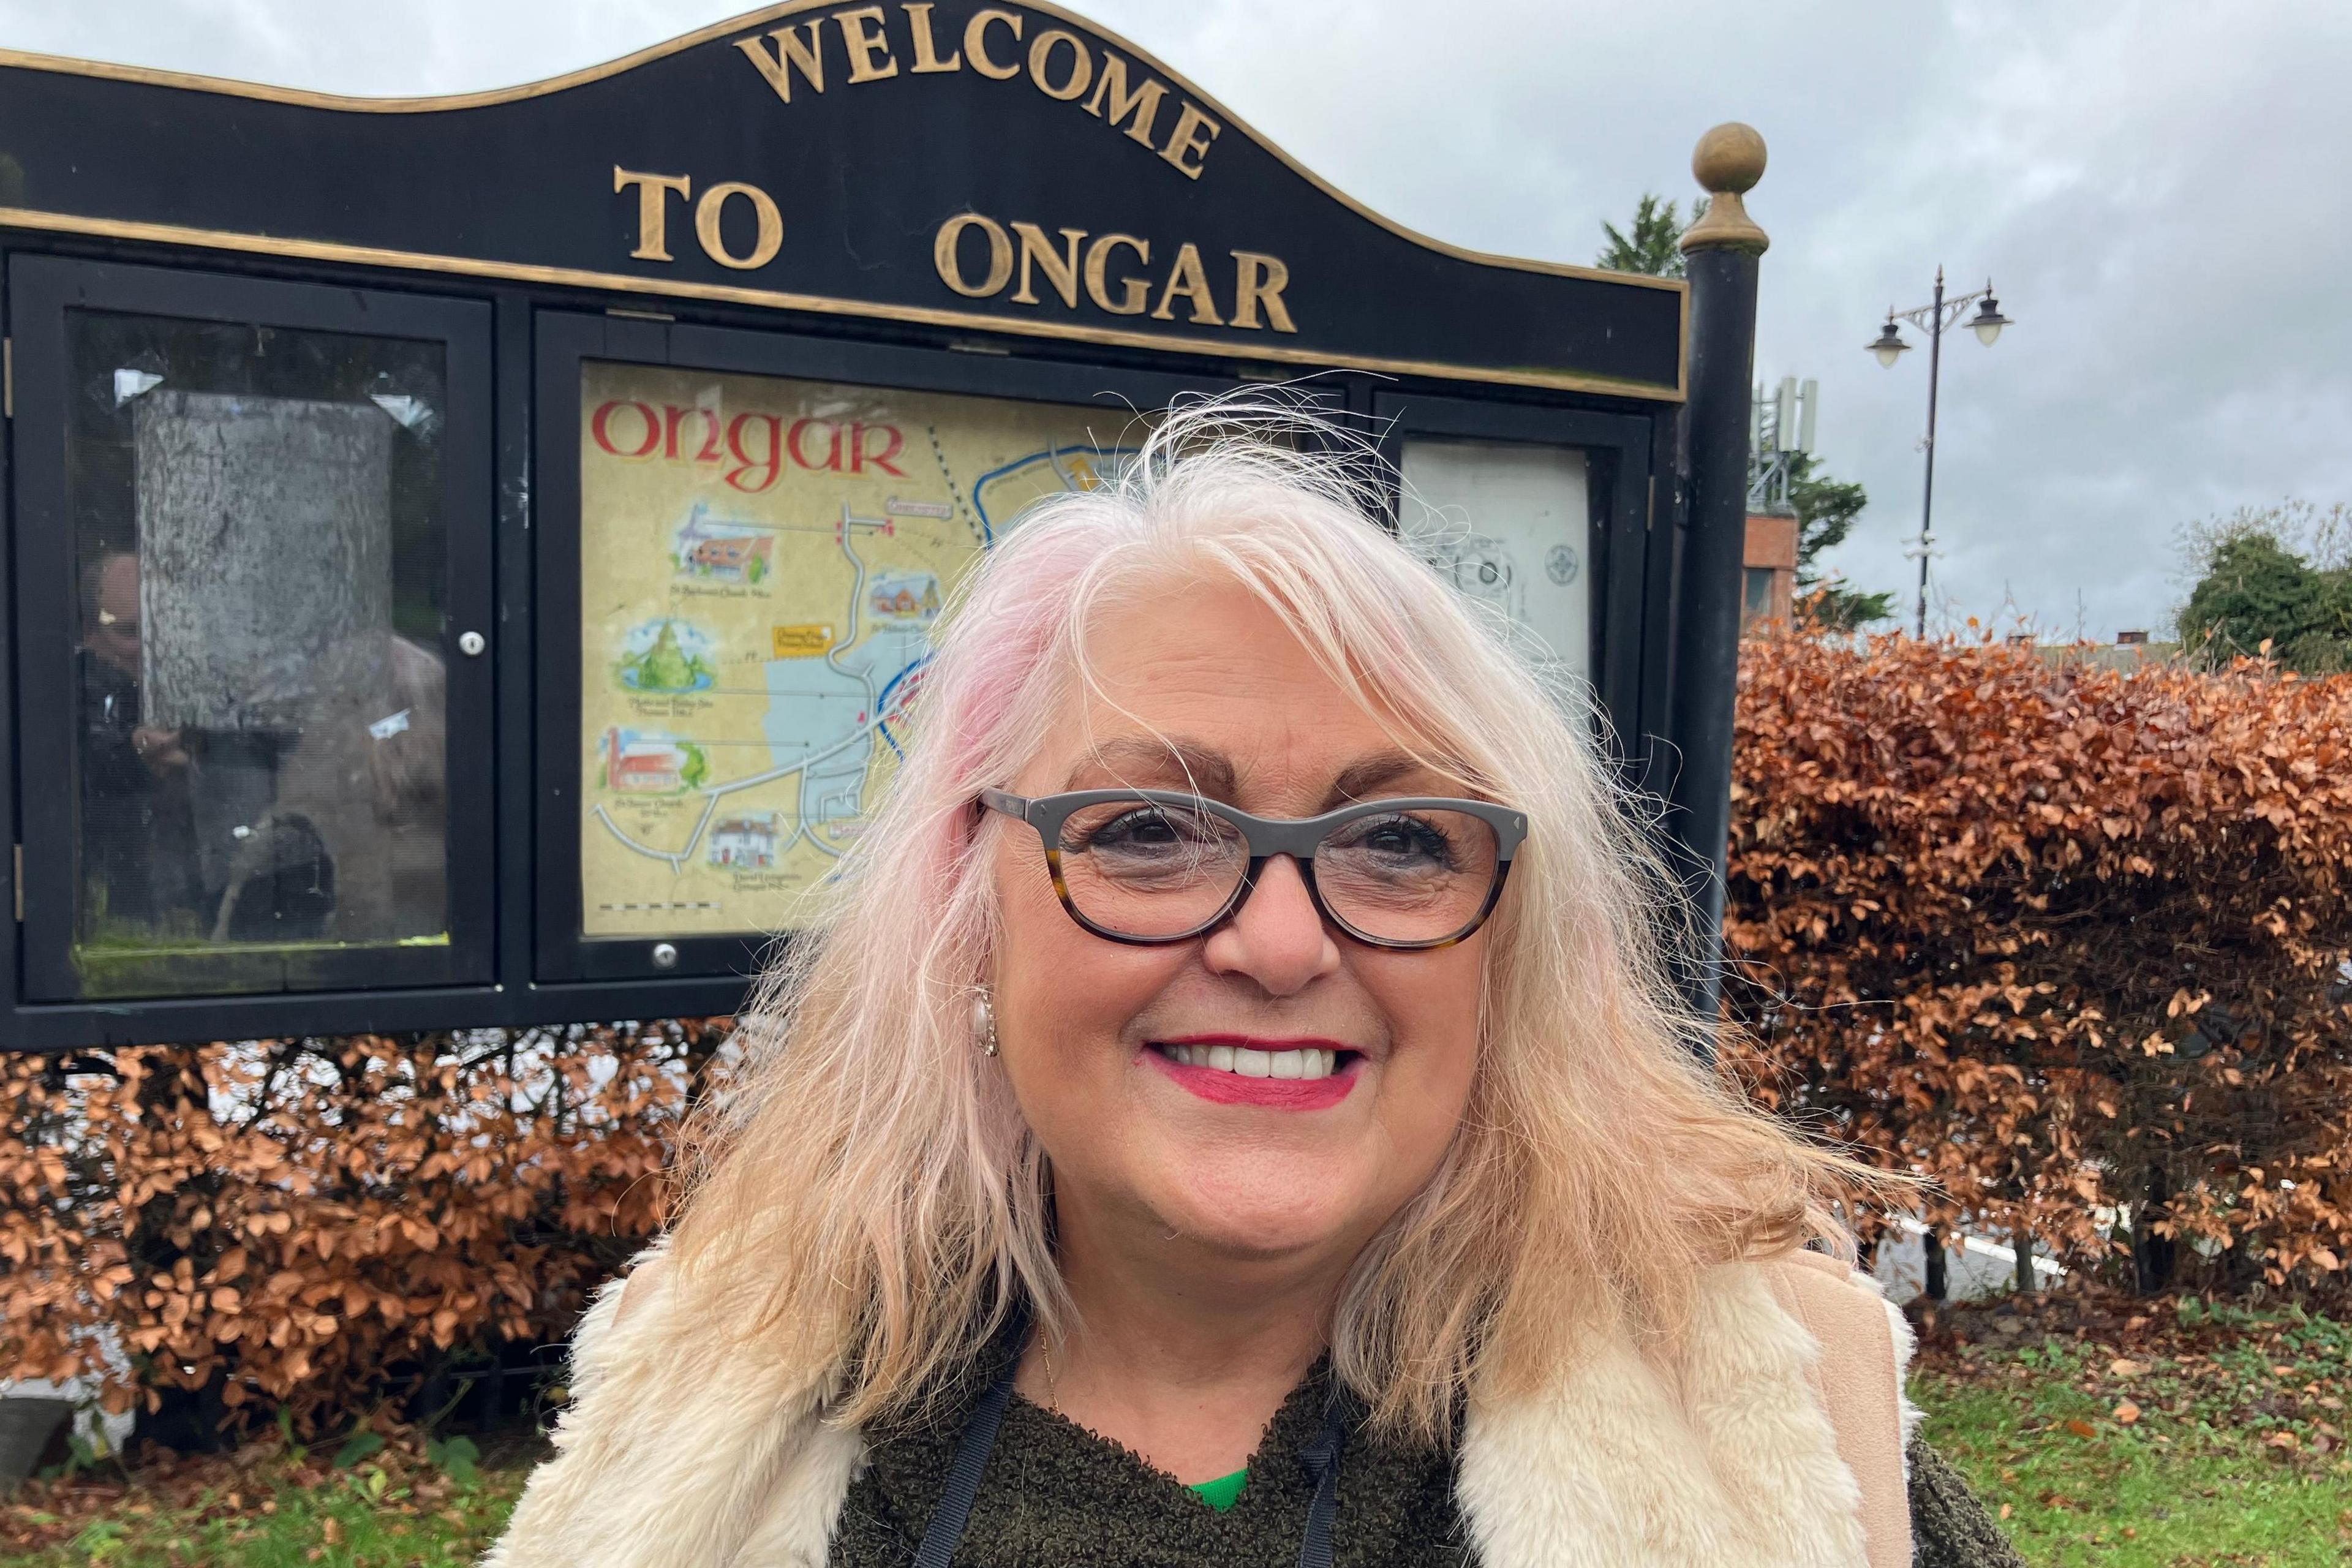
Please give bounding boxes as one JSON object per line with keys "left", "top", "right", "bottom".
{"left": 577, "top": 361, "right": 1135, "bottom": 938}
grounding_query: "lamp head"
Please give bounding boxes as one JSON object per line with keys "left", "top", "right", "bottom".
{"left": 1868, "top": 318, "right": 1909, "bottom": 369}
{"left": 1970, "top": 288, "right": 2011, "bottom": 347}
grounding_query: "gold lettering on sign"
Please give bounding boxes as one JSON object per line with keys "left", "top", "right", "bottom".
{"left": 613, "top": 167, "right": 693, "bottom": 262}
{"left": 903, "top": 2, "right": 960, "bottom": 71}
{"left": 696, "top": 182, "right": 785, "bottom": 270}
{"left": 836, "top": 6, "right": 899, "bottom": 83}
{"left": 737, "top": 20, "right": 827, "bottom": 102}
{"left": 965, "top": 8, "right": 1023, "bottom": 79}
{"left": 1151, "top": 243, "right": 1223, "bottom": 325}
{"left": 1084, "top": 53, "right": 1167, "bottom": 149}
{"left": 1230, "top": 251, "right": 1297, "bottom": 333}
{"left": 1083, "top": 233, "right": 1152, "bottom": 314}
{"left": 1158, "top": 103, "right": 1222, "bottom": 181}
{"left": 940, "top": 215, "right": 1292, "bottom": 331}
{"left": 934, "top": 213, "right": 1014, "bottom": 296}
{"left": 1027, "top": 29, "right": 1092, "bottom": 101}
{"left": 731, "top": 9, "right": 1222, "bottom": 178}
{"left": 1010, "top": 222, "right": 1085, "bottom": 307}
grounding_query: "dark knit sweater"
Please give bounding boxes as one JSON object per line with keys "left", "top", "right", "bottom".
{"left": 1905, "top": 1441, "right": 2028, "bottom": 1568}
{"left": 829, "top": 1351, "right": 2024, "bottom": 1568}
{"left": 832, "top": 1362, "right": 1466, "bottom": 1568}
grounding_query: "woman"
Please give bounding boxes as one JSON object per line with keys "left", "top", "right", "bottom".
{"left": 488, "top": 406, "right": 2018, "bottom": 1568}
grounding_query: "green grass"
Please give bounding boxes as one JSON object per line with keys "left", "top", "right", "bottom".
{"left": 1912, "top": 1297, "right": 2352, "bottom": 1567}
{"left": 4, "top": 1446, "right": 523, "bottom": 1567}
{"left": 9, "top": 1297, "right": 2349, "bottom": 1566}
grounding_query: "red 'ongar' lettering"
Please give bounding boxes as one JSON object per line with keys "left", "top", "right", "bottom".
{"left": 597, "top": 403, "right": 913, "bottom": 486}
{"left": 726, "top": 413, "right": 783, "bottom": 492}
{"left": 664, "top": 405, "right": 724, "bottom": 463}
{"left": 852, "top": 423, "right": 908, "bottom": 476}
{"left": 788, "top": 418, "right": 844, "bottom": 472}
{"left": 590, "top": 401, "right": 661, "bottom": 458}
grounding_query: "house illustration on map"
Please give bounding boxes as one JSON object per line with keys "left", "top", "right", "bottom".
{"left": 708, "top": 813, "right": 779, "bottom": 869}
{"left": 868, "top": 571, "right": 941, "bottom": 623}
{"left": 673, "top": 501, "right": 775, "bottom": 584}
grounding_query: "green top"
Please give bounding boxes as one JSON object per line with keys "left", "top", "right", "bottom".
{"left": 1188, "top": 1468, "right": 1248, "bottom": 1512}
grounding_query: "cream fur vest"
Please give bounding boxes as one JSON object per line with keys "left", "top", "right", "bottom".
{"left": 484, "top": 1245, "right": 1919, "bottom": 1568}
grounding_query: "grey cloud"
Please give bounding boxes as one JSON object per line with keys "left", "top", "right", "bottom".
{"left": 10, "top": 0, "right": 2342, "bottom": 638}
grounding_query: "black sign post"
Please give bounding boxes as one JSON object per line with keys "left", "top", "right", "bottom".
{"left": 0, "top": 1, "right": 1758, "bottom": 1049}
{"left": 1670, "top": 127, "right": 1772, "bottom": 1024}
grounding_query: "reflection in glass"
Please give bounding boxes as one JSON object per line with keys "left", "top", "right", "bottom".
{"left": 1398, "top": 439, "right": 1592, "bottom": 684}
{"left": 66, "top": 311, "right": 450, "bottom": 996}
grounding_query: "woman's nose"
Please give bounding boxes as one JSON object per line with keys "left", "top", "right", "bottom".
{"left": 1200, "top": 855, "right": 1341, "bottom": 995}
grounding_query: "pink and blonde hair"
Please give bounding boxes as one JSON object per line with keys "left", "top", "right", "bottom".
{"left": 665, "top": 396, "right": 1880, "bottom": 1443}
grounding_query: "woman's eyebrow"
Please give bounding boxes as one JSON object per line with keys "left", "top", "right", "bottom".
{"left": 1326, "top": 750, "right": 1452, "bottom": 808}
{"left": 1063, "top": 736, "right": 1238, "bottom": 797}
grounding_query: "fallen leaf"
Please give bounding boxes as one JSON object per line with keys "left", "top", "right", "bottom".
{"left": 2114, "top": 1400, "right": 2142, "bottom": 1425}
{"left": 2065, "top": 1418, "right": 2097, "bottom": 1438}
{"left": 2109, "top": 1358, "right": 2149, "bottom": 1376}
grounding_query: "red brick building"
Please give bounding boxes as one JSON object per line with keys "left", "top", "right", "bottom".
{"left": 1741, "top": 512, "right": 1798, "bottom": 631}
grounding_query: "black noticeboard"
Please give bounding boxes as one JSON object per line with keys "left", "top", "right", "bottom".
{"left": 0, "top": 0, "right": 1697, "bottom": 1050}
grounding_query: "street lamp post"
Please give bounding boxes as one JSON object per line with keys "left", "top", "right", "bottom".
{"left": 1866, "top": 267, "right": 2012, "bottom": 636}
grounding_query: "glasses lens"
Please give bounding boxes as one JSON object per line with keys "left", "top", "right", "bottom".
{"left": 1056, "top": 796, "right": 1248, "bottom": 938}
{"left": 1315, "top": 808, "right": 1501, "bottom": 944}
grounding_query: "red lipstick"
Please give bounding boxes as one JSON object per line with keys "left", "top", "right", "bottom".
{"left": 1142, "top": 1036, "right": 1361, "bottom": 1111}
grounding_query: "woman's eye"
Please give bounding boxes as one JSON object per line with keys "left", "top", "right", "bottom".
{"left": 1080, "top": 809, "right": 1207, "bottom": 851}
{"left": 1346, "top": 815, "right": 1454, "bottom": 865}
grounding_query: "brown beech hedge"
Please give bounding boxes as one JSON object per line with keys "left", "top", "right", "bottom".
{"left": 6, "top": 639, "right": 2350, "bottom": 1439}
{"left": 1723, "top": 635, "right": 2352, "bottom": 1300}
{"left": 0, "top": 1023, "right": 713, "bottom": 1438}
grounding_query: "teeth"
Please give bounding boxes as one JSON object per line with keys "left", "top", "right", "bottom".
{"left": 1166, "top": 1045, "right": 1340, "bottom": 1080}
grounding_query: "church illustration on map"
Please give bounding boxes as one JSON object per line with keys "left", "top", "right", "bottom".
{"left": 672, "top": 501, "right": 775, "bottom": 586}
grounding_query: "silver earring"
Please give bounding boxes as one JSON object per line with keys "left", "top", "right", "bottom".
{"left": 971, "top": 990, "right": 1000, "bottom": 1057}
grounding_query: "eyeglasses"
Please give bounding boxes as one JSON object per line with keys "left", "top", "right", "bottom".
{"left": 979, "top": 788, "right": 1525, "bottom": 950}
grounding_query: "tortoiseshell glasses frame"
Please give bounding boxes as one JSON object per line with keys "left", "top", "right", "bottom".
{"left": 977, "top": 787, "right": 1526, "bottom": 951}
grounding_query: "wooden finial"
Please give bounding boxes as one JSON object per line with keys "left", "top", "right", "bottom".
{"left": 1680, "top": 123, "right": 1770, "bottom": 256}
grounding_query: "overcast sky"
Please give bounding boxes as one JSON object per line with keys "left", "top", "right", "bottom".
{"left": 9, "top": 0, "right": 2344, "bottom": 638}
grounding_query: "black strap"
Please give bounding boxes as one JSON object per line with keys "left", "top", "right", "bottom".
{"left": 916, "top": 1316, "right": 1352, "bottom": 1568}
{"left": 1295, "top": 1384, "right": 1352, "bottom": 1568}
{"left": 912, "top": 1303, "right": 1030, "bottom": 1568}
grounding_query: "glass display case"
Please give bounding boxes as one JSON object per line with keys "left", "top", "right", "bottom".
{"left": 10, "top": 260, "right": 494, "bottom": 1004}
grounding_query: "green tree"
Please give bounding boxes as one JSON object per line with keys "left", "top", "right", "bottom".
{"left": 1595, "top": 193, "right": 1698, "bottom": 279}
{"left": 1788, "top": 454, "right": 1897, "bottom": 631}
{"left": 2179, "top": 532, "right": 2352, "bottom": 674}
{"left": 1600, "top": 195, "right": 1895, "bottom": 631}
